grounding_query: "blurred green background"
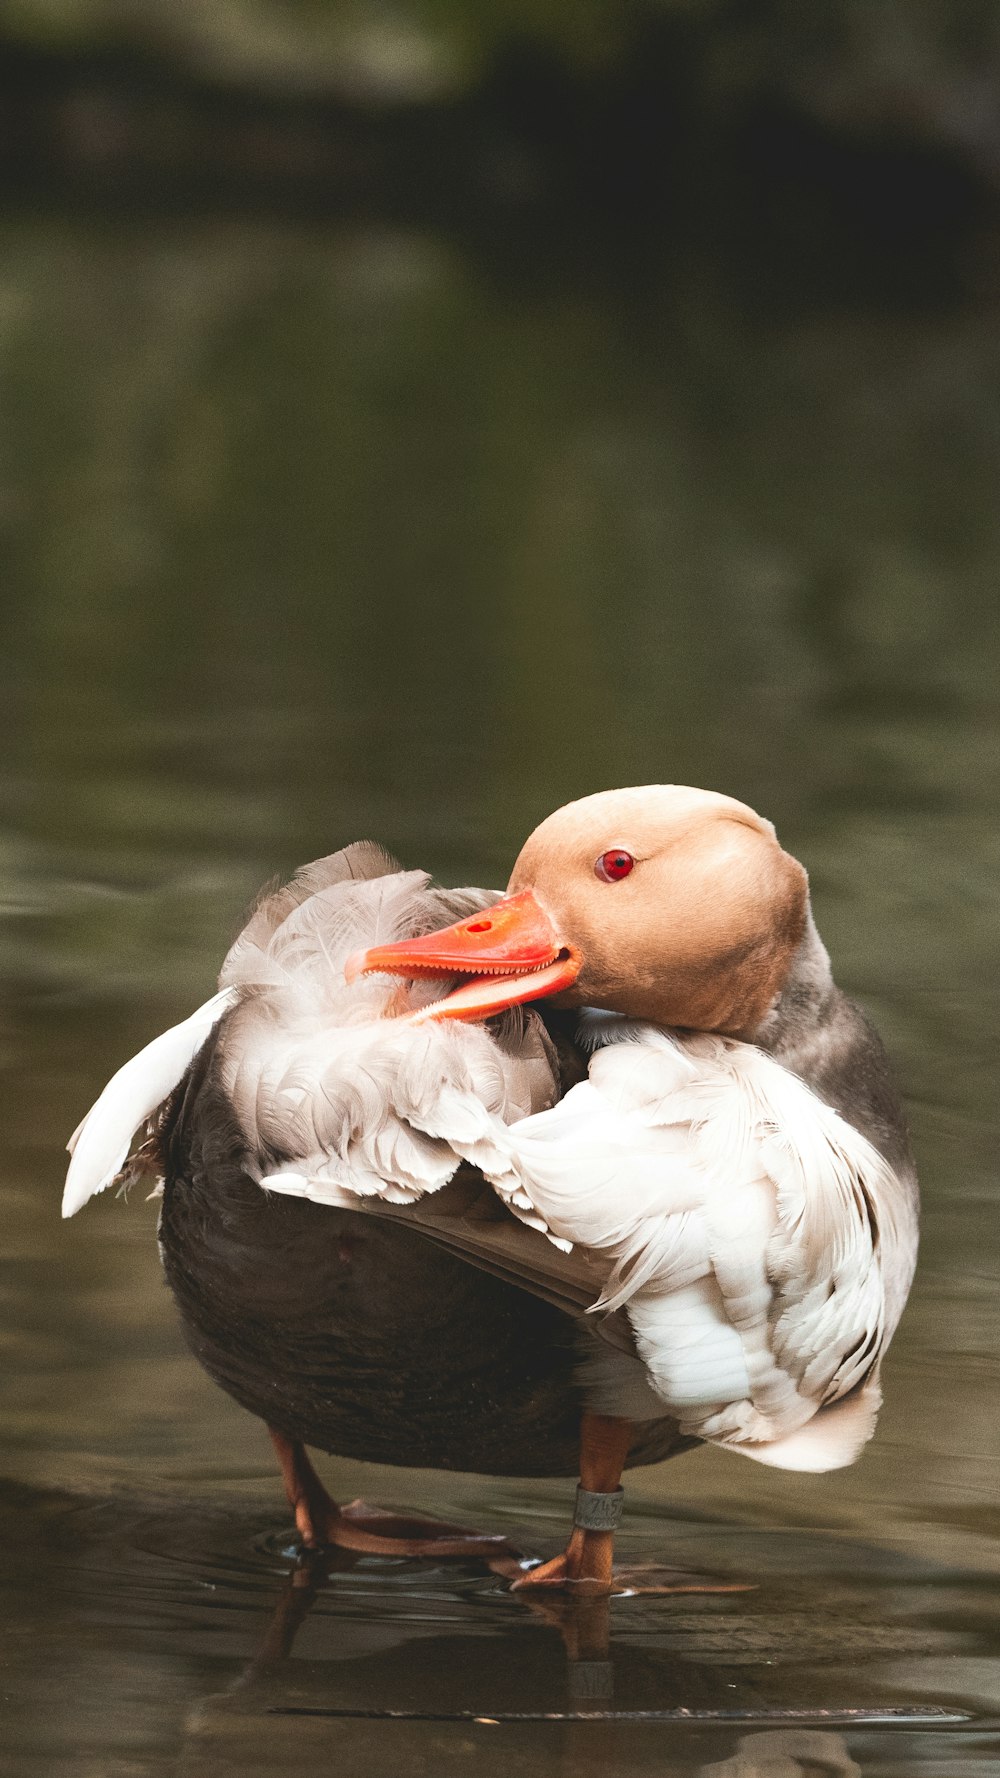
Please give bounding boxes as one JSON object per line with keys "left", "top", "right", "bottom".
{"left": 1, "top": 7, "right": 1000, "bottom": 1774}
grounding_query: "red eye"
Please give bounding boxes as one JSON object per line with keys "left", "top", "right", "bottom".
{"left": 595, "top": 849, "right": 635, "bottom": 883}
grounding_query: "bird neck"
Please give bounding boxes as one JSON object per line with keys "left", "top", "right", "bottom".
{"left": 748, "top": 909, "right": 837, "bottom": 1055}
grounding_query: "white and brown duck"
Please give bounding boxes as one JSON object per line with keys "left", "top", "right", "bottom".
{"left": 63, "top": 786, "right": 919, "bottom": 1592}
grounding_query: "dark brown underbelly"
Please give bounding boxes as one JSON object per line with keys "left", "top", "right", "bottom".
{"left": 160, "top": 1178, "right": 588, "bottom": 1474}
{"left": 156, "top": 1056, "right": 684, "bottom": 1478}
{"left": 160, "top": 1175, "right": 687, "bottom": 1477}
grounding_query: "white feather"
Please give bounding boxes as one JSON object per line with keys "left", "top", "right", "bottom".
{"left": 208, "top": 861, "right": 562, "bottom": 1220}
{"left": 63, "top": 853, "right": 561, "bottom": 1236}
{"left": 472, "top": 1024, "right": 916, "bottom": 1471}
{"left": 62, "top": 988, "right": 237, "bottom": 1218}
{"left": 725, "top": 1375, "right": 884, "bottom": 1472}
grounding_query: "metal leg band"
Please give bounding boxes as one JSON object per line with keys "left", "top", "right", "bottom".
{"left": 573, "top": 1485, "right": 624, "bottom": 1531}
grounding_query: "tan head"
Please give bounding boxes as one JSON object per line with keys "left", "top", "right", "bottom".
{"left": 505, "top": 786, "right": 808, "bottom": 1034}
{"left": 347, "top": 785, "right": 809, "bottom": 1038}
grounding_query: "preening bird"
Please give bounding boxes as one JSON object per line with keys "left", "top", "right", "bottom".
{"left": 63, "top": 786, "right": 918, "bottom": 1592}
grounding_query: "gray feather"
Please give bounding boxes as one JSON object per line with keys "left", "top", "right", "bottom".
{"left": 215, "top": 851, "right": 561, "bottom": 1208}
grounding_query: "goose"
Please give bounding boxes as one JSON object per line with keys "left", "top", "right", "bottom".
{"left": 63, "top": 786, "right": 919, "bottom": 1592}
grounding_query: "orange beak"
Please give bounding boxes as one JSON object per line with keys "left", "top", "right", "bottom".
{"left": 344, "top": 888, "right": 581, "bottom": 1023}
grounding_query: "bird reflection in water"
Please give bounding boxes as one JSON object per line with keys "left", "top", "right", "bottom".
{"left": 174, "top": 1543, "right": 859, "bottom": 1778}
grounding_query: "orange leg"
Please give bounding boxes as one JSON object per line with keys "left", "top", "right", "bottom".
{"left": 512, "top": 1411, "right": 632, "bottom": 1595}
{"left": 267, "top": 1427, "right": 521, "bottom": 1559}
{"left": 505, "top": 1412, "right": 751, "bottom": 1600}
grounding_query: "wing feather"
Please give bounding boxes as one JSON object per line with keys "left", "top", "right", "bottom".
{"left": 475, "top": 1023, "right": 915, "bottom": 1470}
{"left": 62, "top": 988, "right": 237, "bottom": 1217}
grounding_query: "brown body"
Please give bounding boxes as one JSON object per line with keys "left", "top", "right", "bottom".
{"left": 158, "top": 1030, "right": 687, "bottom": 1477}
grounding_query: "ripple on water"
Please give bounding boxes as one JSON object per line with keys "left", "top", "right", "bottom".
{"left": 3, "top": 1482, "right": 998, "bottom": 1777}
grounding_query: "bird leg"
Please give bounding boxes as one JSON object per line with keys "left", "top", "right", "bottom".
{"left": 506, "top": 1412, "right": 750, "bottom": 1598}
{"left": 269, "top": 1428, "right": 340, "bottom": 1550}
{"left": 512, "top": 1411, "right": 632, "bottom": 1594}
{"left": 267, "top": 1427, "right": 522, "bottom": 1560}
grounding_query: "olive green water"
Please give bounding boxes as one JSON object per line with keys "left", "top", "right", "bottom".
{"left": 2, "top": 210, "right": 999, "bottom": 1776}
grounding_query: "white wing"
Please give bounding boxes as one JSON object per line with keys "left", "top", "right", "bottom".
{"left": 62, "top": 988, "right": 237, "bottom": 1217}
{"left": 475, "top": 1023, "right": 916, "bottom": 1472}
{"left": 63, "top": 849, "right": 564, "bottom": 1245}
{"left": 215, "top": 866, "right": 561, "bottom": 1213}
